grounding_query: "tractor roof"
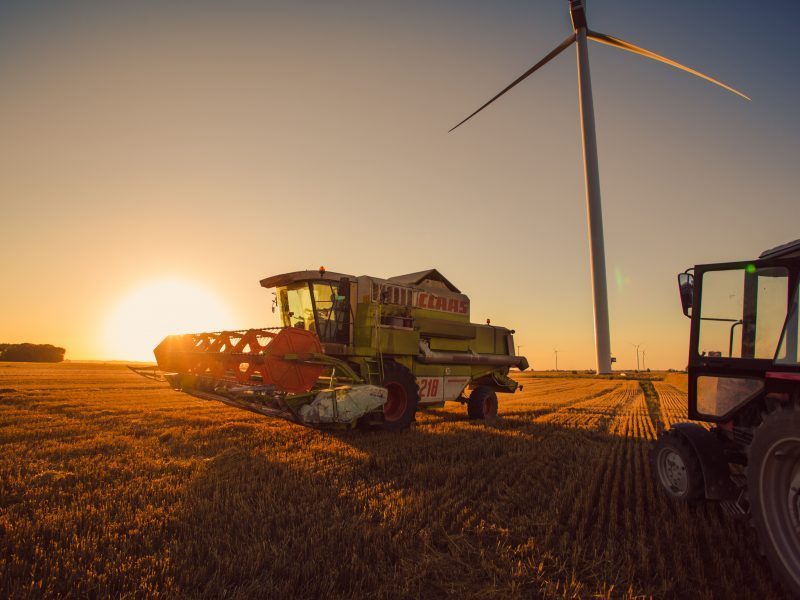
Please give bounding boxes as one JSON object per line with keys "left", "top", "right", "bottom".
{"left": 759, "top": 239, "right": 800, "bottom": 260}
{"left": 387, "top": 269, "right": 461, "bottom": 293}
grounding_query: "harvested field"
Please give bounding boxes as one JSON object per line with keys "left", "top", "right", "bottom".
{"left": 652, "top": 381, "right": 707, "bottom": 430}
{"left": 662, "top": 373, "right": 689, "bottom": 394}
{"left": 0, "top": 363, "right": 786, "bottom": 598}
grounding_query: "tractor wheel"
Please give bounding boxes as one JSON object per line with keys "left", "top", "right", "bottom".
{"left": 747, "top": 400, "right": 800, "bottom": 595}
{"left": 380, "top": 362, "right": 419, "bottom": 432}
{"left": 651, "top": 429, "right": 704, "bottom": 504}
{"left": 468, "top": 386, "right": 498, "bottom": 420}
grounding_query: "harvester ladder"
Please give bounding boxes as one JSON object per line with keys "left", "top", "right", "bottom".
{"left": 370, "top": 291, "right": 385, "bottom": 384}
{"left": 363, "top": 358, "right": 383, "bottom": 386}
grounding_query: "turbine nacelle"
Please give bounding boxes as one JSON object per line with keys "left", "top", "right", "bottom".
{"left": 569, "top": 0, "right": 587, "bottom": 30}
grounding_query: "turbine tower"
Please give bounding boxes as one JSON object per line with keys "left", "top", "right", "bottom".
{"left": 450, "top": 0, "right": 748, "bottom": 374}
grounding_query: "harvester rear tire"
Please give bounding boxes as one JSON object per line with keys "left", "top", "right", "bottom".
{"left": 381, "top": 362, "right": 419, "bottom": 432}
{"left": 468, "top": 386, "right": 498, "bottom": 420}
{"left": 746, "top": 400, "right": 800, "bottom": 596}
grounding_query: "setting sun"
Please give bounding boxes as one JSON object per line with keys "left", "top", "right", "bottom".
{"left": 103, "top": 278, "right": 235, "bottom": 361}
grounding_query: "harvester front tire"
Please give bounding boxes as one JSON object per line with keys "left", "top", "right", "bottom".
{"left": 468, "top": 386, "right": 498, "bottom": 420}
{"left": 381, "top": 362, "right": 419, "bottom": 432}
{"left": 651, "top": 429, "right": 704, "bottom": 504}
{"left": 747, "top": 400, "right": 800, "bottom": 596}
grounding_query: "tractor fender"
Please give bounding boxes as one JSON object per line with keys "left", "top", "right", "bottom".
{"left": 670, "top": 423, "right": 738, "bottom": 501}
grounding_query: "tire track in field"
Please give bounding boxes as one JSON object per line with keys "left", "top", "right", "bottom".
{"left": 541, "top": 382, "right": 637, "bottom": 565}
{"left": 613, "top": 388, "right": 659, "bottom": 579}
{"left": 540, "top": 382, "right": 684, "bottom": 592}
{"left": 590, "top": 383, "right": 641, "bottom": 563}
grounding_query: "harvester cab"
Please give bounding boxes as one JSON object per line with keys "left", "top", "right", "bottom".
{"left": 652, "top": 238, "right": 800, "bottom": 594}
{"left": 147, "top": 267, "right": 528, "bottom": 433}
{"left": 267, "top": 268, "right": 354, "bottom": 347}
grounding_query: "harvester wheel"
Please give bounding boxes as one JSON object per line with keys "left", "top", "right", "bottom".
{"left": 651, "top": 429, "right": 704, "bottom": 504}
{"left": 468, "top": 386, "right": 498, "bottom": 420}
{"left": 381, "top": 362, "right": 419, "bottom": 432}
{"left": 747, "top": 399, "right": 800, "bottom": 595}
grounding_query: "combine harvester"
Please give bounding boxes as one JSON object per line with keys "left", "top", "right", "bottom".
{"left": 144, "top": 268, "right": 528, "bottom": 431}
{"left": 652, "top": 239, "right": 800, "bottom": 594}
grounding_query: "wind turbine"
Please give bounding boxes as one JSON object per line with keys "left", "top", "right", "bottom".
{"left": 450, "top": 0, "right": 748, "bottom": 374}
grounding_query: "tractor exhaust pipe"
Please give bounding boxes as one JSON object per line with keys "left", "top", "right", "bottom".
{"left": 417, "top": 340, "right": 528, "bottom": 370}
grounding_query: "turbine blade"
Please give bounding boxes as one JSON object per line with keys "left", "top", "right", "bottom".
{"left": 587, "top": 30, "right": 750, "bottom": 101}
{"left": 449, "top": 33, "right": 576, "bottom": 133}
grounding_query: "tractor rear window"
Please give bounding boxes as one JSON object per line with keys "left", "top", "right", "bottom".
{"left": 698, "top": 266, "right": 789, "bottom": 359}
{"left": 699, "top": 269, "right": 744, "bottom": 358}
{"left": 775, "top": 284, "right": 799, "bottom": 365}
{"left": 752, "top": 267, "right": 790, "bottom": 359}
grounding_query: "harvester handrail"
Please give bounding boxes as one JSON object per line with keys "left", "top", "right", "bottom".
{"left": 194, "top": 326, "right": 287, "bottom": 335}
{"left": 280, "top": 353, "right": 364, "bottom": 384}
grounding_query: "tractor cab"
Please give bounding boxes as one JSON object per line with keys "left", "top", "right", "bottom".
{"left": 653, "top": 239, "right": 800, "bottom": 596}
{"left": 261, "top": 269, "right": 354, "bottom": 347}
{"left": 678, "top": 239, "right": 800, "bottom": 422}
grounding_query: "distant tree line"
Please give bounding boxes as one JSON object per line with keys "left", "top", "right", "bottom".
{"left": 0, "top": 343, "right": 65, "bottom": 362}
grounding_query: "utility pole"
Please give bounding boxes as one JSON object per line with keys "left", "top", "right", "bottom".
{"left": 632, "top": 343, "right": 641, "bottom": 371}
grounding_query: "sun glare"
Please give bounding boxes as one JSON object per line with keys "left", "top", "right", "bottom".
{"left": 103, "top": 279, "right": 235, "bottom": 361}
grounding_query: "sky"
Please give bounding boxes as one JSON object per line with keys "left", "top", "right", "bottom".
{"left": 1, "top": 0, "right": 798, "bottom": 369}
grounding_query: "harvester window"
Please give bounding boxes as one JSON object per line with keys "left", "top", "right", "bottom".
{"left": 310, "top": 282, "right": 350, "bottom": 344}
{"left": 280, "top": 285, "right": 315, "bottom": 331}
{"left": 278, "top": 282, "right": 350, "bottom": 344}
{"left": 698, "top": 266, "right": 789, "bottom": 359}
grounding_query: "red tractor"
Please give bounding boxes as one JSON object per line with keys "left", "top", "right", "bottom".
{"left": 652, "top": 239, "right": 800, "bottom": 593}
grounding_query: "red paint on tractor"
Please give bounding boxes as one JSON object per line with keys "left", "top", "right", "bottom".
{"left": 766, "top": 371, "right": 800, "bottom": 382}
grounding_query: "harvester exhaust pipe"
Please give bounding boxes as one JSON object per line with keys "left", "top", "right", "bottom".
{"left": 417, "top": 340, "right": 529, "bottom": 370}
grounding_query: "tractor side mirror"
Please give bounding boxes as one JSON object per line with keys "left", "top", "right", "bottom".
{"left": 678, "top": 272, "right": 694, "bottom": 317}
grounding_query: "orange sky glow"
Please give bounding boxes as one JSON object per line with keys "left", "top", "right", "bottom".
{"left": 1, "top": 1, "right": 798, "bottom": 370}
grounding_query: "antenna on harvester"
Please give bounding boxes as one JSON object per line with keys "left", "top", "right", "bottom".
{"left": 450, "top": 0, "right": 748, "bottom": 374}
